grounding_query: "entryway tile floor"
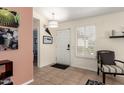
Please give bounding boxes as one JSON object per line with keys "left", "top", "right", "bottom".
{"left": 30, "top": 65, "right": 124, "bottom": 85}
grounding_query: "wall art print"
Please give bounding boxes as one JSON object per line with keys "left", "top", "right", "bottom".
{"left": 0, "top": 8, "right": 20, "bottom": 51}
{"left": 43, "top": 36, "right": 53, "bottom": 44}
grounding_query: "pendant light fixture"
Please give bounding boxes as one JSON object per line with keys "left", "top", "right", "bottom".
{"left": 48, "top": 13, "right": 58, "bottom": 28}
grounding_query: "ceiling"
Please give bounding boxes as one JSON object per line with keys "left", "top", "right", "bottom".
{"left": 34, "top": 7, "right": 124, "bottom": 23}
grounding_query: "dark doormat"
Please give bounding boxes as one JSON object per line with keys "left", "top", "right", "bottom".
{"left": 85, "top": 79, "right": 104, "bottom": 85}
{"left": 51, "top": 63, "right": 69, "bottom": 70}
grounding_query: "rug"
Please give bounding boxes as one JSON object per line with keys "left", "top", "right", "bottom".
{"left": 85, "top": 79, "right": 104, "bottom": 85}
{"left": 51, "top": 63, "right": 69, "bottom": 70}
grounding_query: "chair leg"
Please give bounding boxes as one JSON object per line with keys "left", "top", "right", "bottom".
{"left": 114, "top": 74, "right": 116, "bottom": 77}
{"left": 97, "top": 67, "right": 99, "bottom": 75}
{"left": 103, "top": 73, "right": 106, "bottom": 84}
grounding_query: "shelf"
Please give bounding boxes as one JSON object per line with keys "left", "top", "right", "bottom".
{"left": 0, "top": 60, "right": 13, "bottom": 80}
{"left": 109, "top": 36, "right": 124, "bottom": 38}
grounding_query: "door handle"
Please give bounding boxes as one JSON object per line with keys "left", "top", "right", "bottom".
{"left": 66, "top": 44, "right": 70, "bottom": 50}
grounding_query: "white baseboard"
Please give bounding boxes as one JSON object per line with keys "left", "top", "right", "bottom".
{"left": 71, "top": 64, "right": 97, "bottom": 72}
{"left": 21, "top": 79, "right": 34, "bottom": 85}
{"left": 39, "top": 63, "right": 55, "bottom": 68}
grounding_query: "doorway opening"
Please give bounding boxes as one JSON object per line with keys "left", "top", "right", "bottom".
{"left": 33, "top": 18, "right": 40, "bottom": 67}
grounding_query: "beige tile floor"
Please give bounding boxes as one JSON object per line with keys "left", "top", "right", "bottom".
{"left": 30, "top": 65, "right": 124, "bottom": 85}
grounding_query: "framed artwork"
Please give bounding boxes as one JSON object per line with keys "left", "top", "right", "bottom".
{"left": 0, "top": 8, "right": 20, "bottom": 51}
{"left": 43, "top": 36, "right": 53, "bottom": 44}
{"left": 0, "top": 8, "right": 20, "bottom": 28}
{"left": 0, "top": 27, "right": 18, "bottom": 51}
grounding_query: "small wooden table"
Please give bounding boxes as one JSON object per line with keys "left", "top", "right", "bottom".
{"left": 0, "top": 60, "right": 13, "bottom": 85}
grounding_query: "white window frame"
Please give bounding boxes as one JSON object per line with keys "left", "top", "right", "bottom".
{"left": 76, "top": 25, "right": 96, "bottom": 59}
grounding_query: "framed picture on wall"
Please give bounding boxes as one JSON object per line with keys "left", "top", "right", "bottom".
{"left": 0, "top": 8, "right": 20, "bottom": 28}
{"left": 43, "top": 36, "right": 53, "bottom": 44}
{"left": 0, "top": 8, "right": 20, "bottom": 52}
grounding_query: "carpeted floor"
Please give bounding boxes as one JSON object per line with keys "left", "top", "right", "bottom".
{"left": 30, "top": 65, "right": 124, "bottom": 85}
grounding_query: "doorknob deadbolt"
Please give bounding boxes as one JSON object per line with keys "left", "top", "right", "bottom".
{"left": 67, "top": 44, "right": 70, "bottom": 50}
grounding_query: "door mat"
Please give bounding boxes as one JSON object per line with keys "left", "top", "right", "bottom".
{"left": 51, "top": 63, "right": 69, "bottom": 70}
{"left": 85, "top": 79, "right": 104, "bottom": 85}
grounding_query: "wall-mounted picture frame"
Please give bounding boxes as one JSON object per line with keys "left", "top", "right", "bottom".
{"left": 43, "top": 36, "right": 53, "bottom": 44}
{"left": 0, "top": 8, "right": 20, "bottom": 28}
{"left": 0, "top": 27, "right": 18, "bottom": 51}
{"left": 0, "top": 8, "right": 19, "bottom": 52}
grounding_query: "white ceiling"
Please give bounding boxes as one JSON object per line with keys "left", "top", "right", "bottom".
{"left": 34, "top": 7, "right": 124, "bottom": 23}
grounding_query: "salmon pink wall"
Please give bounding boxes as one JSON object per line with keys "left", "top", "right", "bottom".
{"left": 0, "top": 7, "right": 33, "bottom": 84}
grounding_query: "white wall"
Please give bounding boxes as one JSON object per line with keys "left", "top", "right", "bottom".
{"left": 55, "top": 11, "right": 124, "bottom": 71}
{"left": 33, "top": 9, "right": 56, "bottom": 67}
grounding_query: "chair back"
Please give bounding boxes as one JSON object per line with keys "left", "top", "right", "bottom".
{"left": 97, "top": 50, "right": 115, "bottom": 65}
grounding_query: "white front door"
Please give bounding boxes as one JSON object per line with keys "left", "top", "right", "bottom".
{"left": 56, "top": 29, "right": 71, "bottom": 65}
